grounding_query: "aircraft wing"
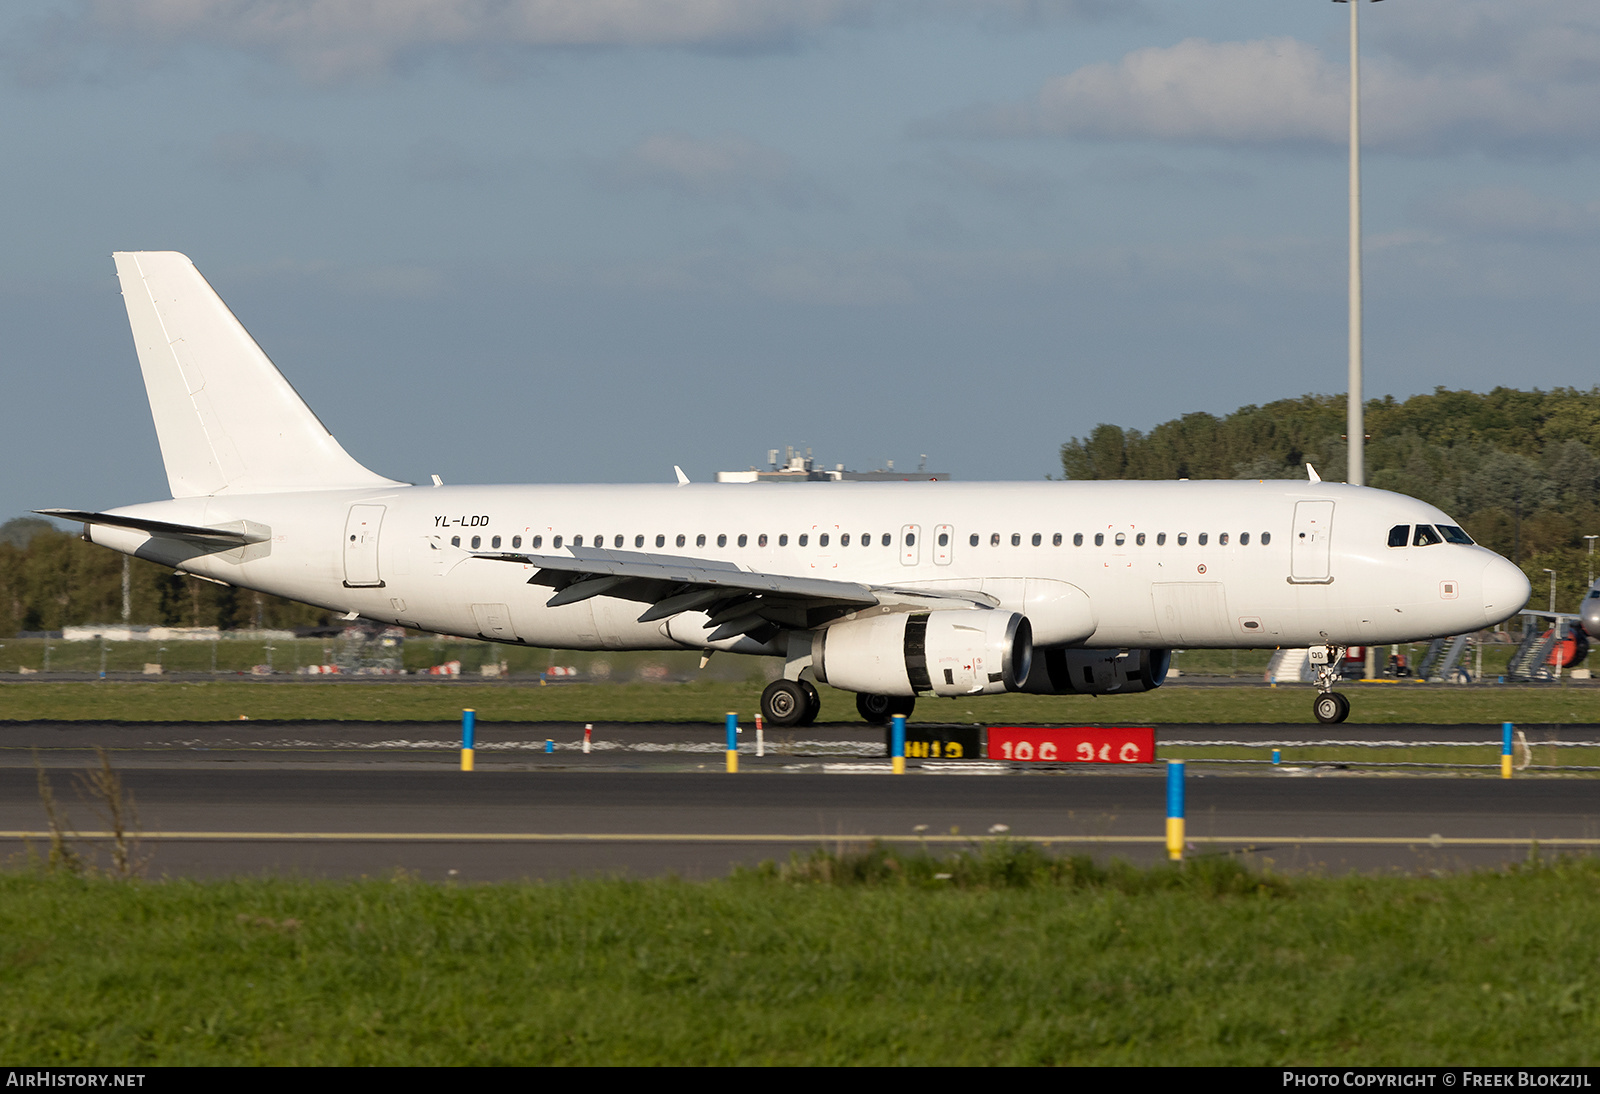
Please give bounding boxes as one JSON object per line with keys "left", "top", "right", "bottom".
{"left": 472, "top": 545, "right": 993, "bottom": 641}
{"left": 35, "top": 509, "right": 270, "bottom": 546}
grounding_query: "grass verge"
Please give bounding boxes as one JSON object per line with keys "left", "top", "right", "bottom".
{"left": 2, "top": 679, "right": 1599, "bottom": 725}
{"left": 2, "top": 847, "right": 1599, "bottom": 1064}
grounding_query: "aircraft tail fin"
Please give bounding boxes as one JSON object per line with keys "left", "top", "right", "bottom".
{"left": 113, "top": 251, "right": 401, "bottom": 498}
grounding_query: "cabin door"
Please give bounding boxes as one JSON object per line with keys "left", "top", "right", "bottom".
{"left": 343, "top": 505, "right": 386, "bottom": 588}
{"left": 1289, "top": 501, "right": 1335, "bottom": 584}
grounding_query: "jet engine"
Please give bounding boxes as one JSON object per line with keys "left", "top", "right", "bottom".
{"left": 813, "top": 609, "right": 1032, "bottom": 697}
{"left": 1020, "top": 646, "right": 1170, "bottom": 695}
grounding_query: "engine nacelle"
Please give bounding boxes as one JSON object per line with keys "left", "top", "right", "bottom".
{"left": 814, "top": 609, "right": 1032, "bottom": 697}
{"left": 1020, "top": 647, "right": 1170, "bottom": 696}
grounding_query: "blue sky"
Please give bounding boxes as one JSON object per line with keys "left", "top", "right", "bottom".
{"left": 5, "top": 0, "right": 1600, "bottom": 519}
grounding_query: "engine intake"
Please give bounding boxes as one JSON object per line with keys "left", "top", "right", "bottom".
{"left": 814, "top": 610, "right": 1032, "bottom": 697}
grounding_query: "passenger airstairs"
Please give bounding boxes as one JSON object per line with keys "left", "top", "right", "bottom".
{"left": 1417, "top": 634, "right": 1473, "bottom": 682}
{"left": 1505, "top": 617, "right": 1557, "bottom": 681}
{"left": 1264, "top": 648, "right": 1314, "bottom": 685}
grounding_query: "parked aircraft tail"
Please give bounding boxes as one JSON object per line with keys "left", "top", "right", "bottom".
{"left": 113, "top": 251, "right": 401, "bottom": 498}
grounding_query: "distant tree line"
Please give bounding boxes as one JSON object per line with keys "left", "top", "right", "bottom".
{"left": 0, "top": 518, "right": 331, "bottom": 637}
{"left": 1060, "top": 387, "right": 1600, "bottom": 613}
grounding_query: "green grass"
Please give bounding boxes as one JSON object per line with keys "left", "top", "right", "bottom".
{"left": 4, "top": 850, "right": 1600, "bottom": 1064}
{"left": 2, "top": 679, "right": 1599, "bottom": 725}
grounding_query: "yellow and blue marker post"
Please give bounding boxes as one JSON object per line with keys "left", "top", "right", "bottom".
{"left": 1166, "top": 760, "right": 1185, "bottom": 861}
{"left": 891, "top": 713, "right": 906, "bottom": 775}
{"left": 461, "top": 708, "right": 476, "bottom": 772}
{"left": 725, "top": 712, "right": 739, "bottom": 773}
{"left": 1502, "top": 721, "right": 1514, "bottom": 780}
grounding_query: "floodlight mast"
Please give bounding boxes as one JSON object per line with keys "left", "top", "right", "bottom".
{"left": 1337, "top": 0, "right": 1382, "bottom": 679}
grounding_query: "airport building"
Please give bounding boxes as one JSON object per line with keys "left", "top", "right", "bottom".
{"left": 716, "top": 446, "right": 950, "bottom": 484}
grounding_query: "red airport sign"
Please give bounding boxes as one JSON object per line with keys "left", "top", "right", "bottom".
{"left": 986, "top": 726, "right": 1155, "bottom": 764}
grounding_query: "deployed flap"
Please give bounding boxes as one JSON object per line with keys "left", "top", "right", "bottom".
{"left": 113, "top": 251, "right": 401, "bottom": 498}
{"left": 35, "top": 508, "right": 269, "bottom": 545}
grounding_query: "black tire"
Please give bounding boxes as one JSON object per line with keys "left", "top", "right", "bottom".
{"left": 1313, "top": 692, "right": 1349, "bottom": 725}
{"left": 762, "top": 679, "right": 809, "bottom": 727}
{"left": 888, "top": 695, "right": 916, "bottom": 719}
{"left": 856, "top": 693, "right": 894, "bottom": 724}
{"left": 798, "top": 680, "right": 820, "bottom": 726}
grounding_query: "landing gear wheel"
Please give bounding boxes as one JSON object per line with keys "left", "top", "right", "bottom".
{"left": 856, "top": 692, "right": 894, "bottom": 724}
{"left": 798, "top": 680, "right": 820, "bottom": 726}
{"left": 762, "top": 680, "right": 809, "bottom": 727}
{"left": 888, "top": 695, "right": 916, "bottom": 720}
{"left": 1313, "top": 692, "right": 1350, "bottom": 725}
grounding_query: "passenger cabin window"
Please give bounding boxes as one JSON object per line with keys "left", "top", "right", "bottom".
{"left": 471, "top": 535, "right": 481, "bottom": 549}
{"left": 841, "top": 533, "right": 851, "bottom": 547}
{"left": 1032, "top": 533, "right": 1042, "bottom": 547}
{"left": 991, "top": 533, "right": 1001, "bottom": 547}
{"left": 1261, "top": 532, "right": 1271, "bottom": 545}
{"left": 1094, "top": 533, "right": 1104, "bottom": 546}
{"left": 512, "top": 536, "right": 522, "bottom": 549}
{"left": 1052, "top": 533, "right": 1062, "bottom": 546}
{"left": 737, "top": 534, "right": 748, "bottom": 547}
{"left": 1011, "top": 533, "right": 1021, "bottom": 547}
{"left": 532, "top": 535, "right": 542, "bottom": 548}
{"left": 1198, "top": 533, "right": 1208, "bottom": 546}
{"left": 1388, "top": 525, "right": 1410, "bottom": 548}
{"left": 1135, "top": 533, "right": 1145, "bottom": 546}
{"left": 1414, "top": 525, "right": 1443, "bottom": 547}
{"left": 1240, "top": 532, "right": 1250, "bottom": 545}
{"left": 799, "top": 534, "right": 809, "bottom": 546}
{"left": 1156, "top": 533, "right": 1166, "bottom": 546}
{"left": 491, "top": 535, "right": 502, "bottom": 549}
{"left": 939, "top": 532, "right": 950, "bottom": 547}
{"left": 615, "top": 535, "right": 624, "bottom": 548}
{"left": 1219, "top": 533, "right": 1229, "bottom": 545}
{"left": 1114, "top": 533, "right": 1126, "bottom": 546}
{"left": 1073, "top": 533, "right": 1083, "bottom": 546}
{"left": 696, "top": 534, "right": 707, "bottom": 547}
{"left": 1177, "top": 533, "right": 1187, "bottom": 546}
{"left": 717, "top": 534, "right": 727, "bottom": 547}
{"left": 778, "top": 534, "right": 788, "bottom": 546}
{"left": 820, "top": 534, "right": 829, "bottom": 547}
{"left": 573, "top": 535, "right": 583, "bottom": 547}
{"left": 451, "top": 536, "right": 460, "bottom": 547}
{"left": 553, "top": 535, "right": 563, "bottom": 549}
{"left": 970, "top": 534, "right": 980, "bottom": 547}
{"left": 635, "top": 535, "right": 644, "bottom": 548}
{"left": 758, "top": 534, "right": 767, "bottom": 547}
{"left": 862, "top": 534, "right": 871, "bottom": 548}
{"left": 676, "top": 534, "right": 686, "bottom": 547}
{"left": 656, "top": 534, "right": 666, "bottom": 547}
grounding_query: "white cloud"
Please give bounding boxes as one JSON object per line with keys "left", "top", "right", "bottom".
{"left": 1414, "top": 185, "right": 1600, "bottom": 241}
{"left": 942, "top": 3, "right": 1600, "bottom": 157}
{"left": 53, "top": 0, "right": 1126, "bottom": 80}
{"left": 606, "top": 133, "right": 838, "bottom": 210}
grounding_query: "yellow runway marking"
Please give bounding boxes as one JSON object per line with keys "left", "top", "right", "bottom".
{"left": 1, "top": 831, "right": 1598, "bottom": 847}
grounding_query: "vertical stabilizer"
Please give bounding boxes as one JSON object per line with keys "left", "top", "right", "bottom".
{"left": 113, "top": 251, "right": 401, "bottom": 497}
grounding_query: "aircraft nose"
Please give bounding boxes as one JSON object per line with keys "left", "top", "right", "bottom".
{"left": 1481, "top": 556, "right": 1530, "bottom": 627}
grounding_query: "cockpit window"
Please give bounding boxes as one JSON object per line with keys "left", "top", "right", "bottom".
{"left": 1413, "top": 525, "right": 1443, "bottom": 547}
{"left": 1437, "top": 525, "right": 1474, "bottom": 545}
{"left": 1387, "top": 525, "right": 1410, "bottom": 548}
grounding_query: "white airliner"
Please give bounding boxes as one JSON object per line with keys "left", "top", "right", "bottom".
{"left": 43, "top": 252, "right": 1531, "bottom": 726}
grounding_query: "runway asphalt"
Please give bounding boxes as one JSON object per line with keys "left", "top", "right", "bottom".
{"left": 2, "top": 719, "right": 1597, "bottom": 879}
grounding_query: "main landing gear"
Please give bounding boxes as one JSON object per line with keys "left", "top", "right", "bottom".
{"left": 855, "top": 693, "right": 915, "bottom": 725}
{"left": 1310, "top": 644, "right": 1351, "bottom": 724}
{"left": 760, "top": 678, "right": 821, "bottom": 727}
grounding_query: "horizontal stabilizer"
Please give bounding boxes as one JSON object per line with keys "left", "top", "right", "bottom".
{"left": 36, "top": 509, "right": 269, "bottom": 545}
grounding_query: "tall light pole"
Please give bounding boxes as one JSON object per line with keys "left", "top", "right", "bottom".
{"left": 1544, "top": 569, "right": 1557, "bottom": 614}
{"left": 1337, "top": 0, "right": 1380, "bottom": 489}
{"left": 1339, "top": 0, "right": 1381, "bottom": 679}
{"left": 1585, "top": 534, "right": 1597, "bottom": 588}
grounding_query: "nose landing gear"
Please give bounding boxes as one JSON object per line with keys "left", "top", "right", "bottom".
{"left": 1310, "top": 644, "right": 1351, "bottom": 724}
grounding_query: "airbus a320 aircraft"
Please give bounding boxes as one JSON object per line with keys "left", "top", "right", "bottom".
{"left": 43, "top": 253, "right": 1531, "bottom": 725}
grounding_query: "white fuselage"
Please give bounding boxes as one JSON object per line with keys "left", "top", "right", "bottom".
{"left": 87, "top": 478, "right": 1529, "bottom": 652}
